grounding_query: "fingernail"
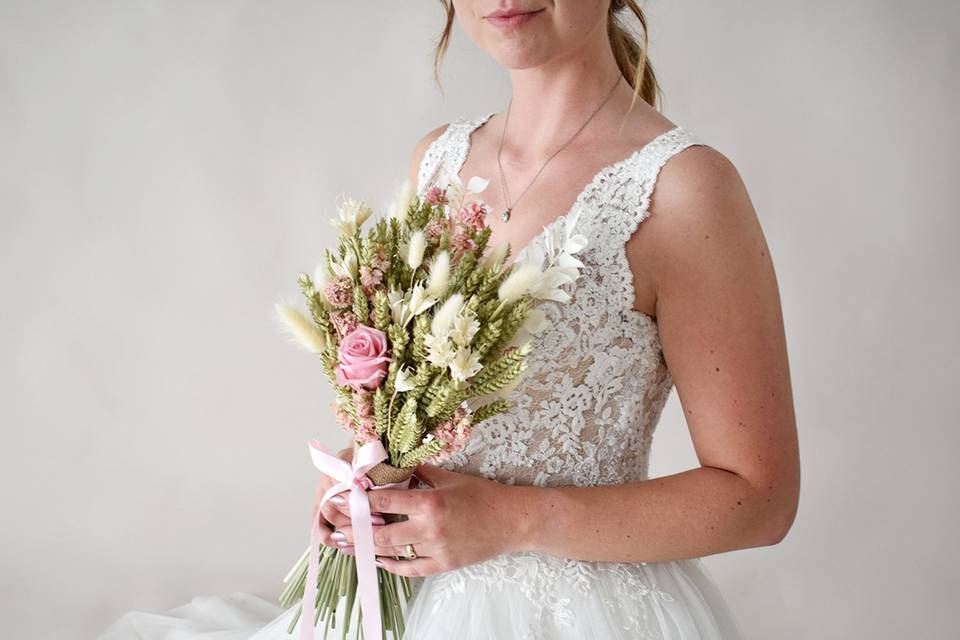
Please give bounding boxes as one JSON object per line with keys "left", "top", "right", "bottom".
{"left": 336, "top": 539, "right": 350, "bottom": 548}
{"left": 330, "top": 531, "right": 346, "bottom": 542}
{"left": 371, "top": 515, "right": 386, "bottom": 525}
{"left": 375, "top": 559, "right": 385, "bottom": 568}
{"left": 330, "top": 496, "right": 346, "bottom": 507}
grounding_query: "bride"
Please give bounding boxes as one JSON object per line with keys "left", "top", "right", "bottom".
{"left": 100, "top": 1, "right": 799, "bottom": 638}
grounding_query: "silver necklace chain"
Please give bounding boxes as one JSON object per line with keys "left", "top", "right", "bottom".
{"left": 495, "top": 75, "right": 621, "bottom": 223}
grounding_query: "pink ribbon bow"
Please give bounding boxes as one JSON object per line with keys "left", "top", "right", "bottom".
{"left": 301, "top": 439, "right": 391, "bottom": 640}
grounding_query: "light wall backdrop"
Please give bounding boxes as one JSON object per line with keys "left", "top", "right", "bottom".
{"left": 2, "top": 1, "right": 958, "bottom": 638}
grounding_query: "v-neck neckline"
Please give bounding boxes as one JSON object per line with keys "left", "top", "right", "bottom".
{"left": 453, "top": 111, "right": 682, "bottom": 266}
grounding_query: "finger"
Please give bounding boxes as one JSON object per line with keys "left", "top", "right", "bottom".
{"left": 332, "top": 522, "right": 420, "bottom": 558}
{"left": 317, "top": 484, "right": 351, "bottom": 518}
{"left": 412, "top": 463, "right": 454, "bottom": 488}
{"left": 366, "top": 487, "right": 433, "bottom": 515}
{"left": 375, "top": 556, "right": 443, "bottom": 578}
{"left": 320, "top": 502, "right": 350, "bottom": 529}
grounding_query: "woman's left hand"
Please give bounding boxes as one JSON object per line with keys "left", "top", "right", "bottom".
{"left": 329, "top": 463, "right": 525, "bottom": 577}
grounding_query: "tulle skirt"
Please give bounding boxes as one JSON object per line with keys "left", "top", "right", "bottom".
{"left": 98, "top": 553, "right": 743, "bottom": 640}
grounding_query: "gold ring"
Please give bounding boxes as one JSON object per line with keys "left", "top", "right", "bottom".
{"left": 404, "top": 543, "right": 418, "bottom": 560}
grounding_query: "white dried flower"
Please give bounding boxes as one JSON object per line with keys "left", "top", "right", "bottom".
{"left": 331, "top": 252, "right": 359, "bottom": 279}
{"left": 425, "top": 333, "right": 456, "bottom": 368}
{"left": 527, "top": 267, "right": 579, "bottom": 303}
{"left": 394, "top": 366, "right": 416, "bottom": 392}
{"left": 449, "top": 347, "right": 482, "bottom": 382}
{"left": 387, "top": 287, "right": 408, "bottom": 325}
{"left": 330, "top": 197, "right": 373, "bottom": 236}
{"left": 407, "top": 282, "right": 438, "bottom": 318}
{"left": 440, "top": 173, "right": 490, "bottom": 208}
{"left": 449, "top": 309, "right": 480, "bottom": 347}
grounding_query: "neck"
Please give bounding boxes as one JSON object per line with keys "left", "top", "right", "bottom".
{"left": 501, "top": 25, "right": 626, "bottom": 160}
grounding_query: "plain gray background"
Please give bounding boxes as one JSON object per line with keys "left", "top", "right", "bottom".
{"left": 2, "top": 1, "right": 958, "bottom": 638}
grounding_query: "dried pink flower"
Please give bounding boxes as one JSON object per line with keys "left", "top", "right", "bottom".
{"left": 451, "top": 227, "right": 478, "bottom": 259}
{"left": 360, "top": 266, "right": 383, "bottom": 294}
{"left": 324, "top": 275, "right": 354, "bottom": 308}
{"left": 428, "top": 407, "right": 473, "bottom": 464}
{"left": 353, "top": 389, "right": 374, "bottom": 418}
{"left": 356, "top": 415, "right": 379, "bottom": 444}
{"left": 425, "top": 218, "right": 447, "bottom": 240}
{"left": 458, "top": 202, "right": 488, "bottom": 232}
{"left": 370, "top": 248, "right": 390, "bottom": 273}
{"left": 330, "top": 310, "right": 359, "bottom": 338}
{"left": 333, "top": 402, "right": 352, "bottom": 430}
{"left": 424, "top": 186, "right": 448, "bottom": 207}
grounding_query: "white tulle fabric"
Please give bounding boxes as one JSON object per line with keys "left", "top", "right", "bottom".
{"left": 98, "top": 115, "right": 744, "bottom": 640}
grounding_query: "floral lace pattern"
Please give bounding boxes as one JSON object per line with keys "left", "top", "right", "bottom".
{"left": 409, "top": 115, "right": 710, "bottom": 638}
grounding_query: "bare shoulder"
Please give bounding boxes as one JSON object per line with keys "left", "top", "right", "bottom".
{"left": 406, "top": 123, "right": 451, "bottom": 185}
{"left": 637, "top": 144, "right": 768, "bottom": 287}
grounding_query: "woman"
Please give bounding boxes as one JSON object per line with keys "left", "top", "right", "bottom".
{"left": 100, "top": 1, "right": 799, "bottom": 638}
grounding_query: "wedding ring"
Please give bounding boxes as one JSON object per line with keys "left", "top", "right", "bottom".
{"left": 404, "top": 543, "right": 418, "bottom": 560}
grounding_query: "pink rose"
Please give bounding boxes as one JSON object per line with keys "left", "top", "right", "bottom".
{"left": 334, "top": 324, "right": 391, "bottom": 391}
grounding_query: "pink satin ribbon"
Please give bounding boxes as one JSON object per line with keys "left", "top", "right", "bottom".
{"left": 302, "top": 439, "right": 405, "bottom": 640}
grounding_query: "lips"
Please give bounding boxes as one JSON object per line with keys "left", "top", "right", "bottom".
{"left": 484, "top": 7, "right": 545, "bottom": 32}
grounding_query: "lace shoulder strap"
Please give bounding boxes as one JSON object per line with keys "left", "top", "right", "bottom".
{"left": 619, "top": 126, "right": 707, "bottom": 240}
{"left": 416, "top": 112, "right": 496, "bottom": 196}
{"left": 585, "top": 126, "right": 708, "bottom": 322}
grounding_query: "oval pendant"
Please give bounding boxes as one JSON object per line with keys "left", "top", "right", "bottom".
{"left": 501, "top": 209, "right": 511, "bottom": 222}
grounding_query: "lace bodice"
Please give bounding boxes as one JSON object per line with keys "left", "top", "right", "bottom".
{"left": 417, "top": 113, "right": 706, "bottom": 489}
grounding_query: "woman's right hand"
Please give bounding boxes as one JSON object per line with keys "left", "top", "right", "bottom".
{"left": 313, "top": 444, "right": 386, "bottom": 553}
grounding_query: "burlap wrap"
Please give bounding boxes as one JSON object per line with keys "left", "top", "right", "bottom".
{"left": 366, "top": 461, "right": 415, "bottom": 487}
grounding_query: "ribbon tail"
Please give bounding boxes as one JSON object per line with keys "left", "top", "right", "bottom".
{"left": 300, "top": 507, "right": 323, "bottom": 640}
{"left": 350, "top": 484, "right": 382, "bottom": 640}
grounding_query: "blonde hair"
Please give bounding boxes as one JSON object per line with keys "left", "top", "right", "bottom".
{"left": 433, "top": 0, "right": 660, "bottom": 110}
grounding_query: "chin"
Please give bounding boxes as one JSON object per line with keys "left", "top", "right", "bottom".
{"left": 488, "top": 38, "right": 558, "bottom": 71}
{"left": 454, "top": 1, "right": 608, "bottom": 71}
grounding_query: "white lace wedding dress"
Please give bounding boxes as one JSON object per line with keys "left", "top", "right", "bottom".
{"left": 98, "top": 114, "right": 745, "bottom": 640}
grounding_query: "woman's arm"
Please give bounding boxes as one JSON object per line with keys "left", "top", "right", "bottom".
{"left": 506, "top": 147, "right": 801, "bottom": 562}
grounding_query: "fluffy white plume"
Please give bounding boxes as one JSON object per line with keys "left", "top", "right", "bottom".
{"left": 274, "top": 303, "right": 327, "bottom": 354}
{"left": 426, "top": 250, "right": 450, "bottom": 297}
{"left": 497, "top": 264, "right": 542, "bottom": 303}
{"left": 481, "top": 243, "right": 510, "bottom": 270}
{"left": 407, "top": 230, "right": 427, "bottom": 270}
{"left": 431, "top": 293, "right": 464, "bottom": 337}
{"left": 389, "top": 179, "right": 415, "bottom": 222}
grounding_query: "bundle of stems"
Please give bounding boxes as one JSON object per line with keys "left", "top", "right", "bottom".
{"left": 279, "top": 542, "right": 412, "bottom": 639}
